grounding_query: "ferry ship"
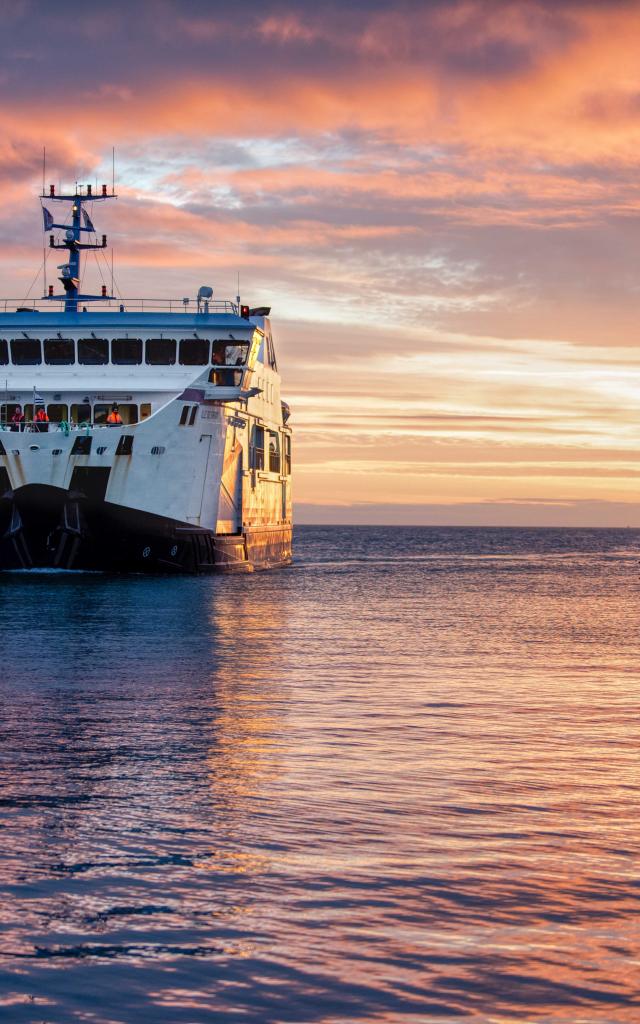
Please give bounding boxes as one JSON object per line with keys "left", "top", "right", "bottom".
{"left": 0, "top": 183, "right": 292, "bottom": 572}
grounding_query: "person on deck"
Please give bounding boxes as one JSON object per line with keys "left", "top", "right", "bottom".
{"left": 106, "top": 403, "right": 123, "bottom": 426}
{"left": 10, "top": 406, "right": 24, "bottom": 432}
{"left": 34, "top": 407, "right": 49, "bottom": 433}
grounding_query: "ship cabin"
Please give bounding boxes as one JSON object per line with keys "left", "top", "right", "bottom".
{"left": 0, "top": 304, "right": 282, "bottom": 434}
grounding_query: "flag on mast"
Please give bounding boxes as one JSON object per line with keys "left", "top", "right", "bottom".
{"left": 42, "top": 207, "right": 54, "bottom": 231}
{"left": 82, "top": 209, "right": 95, "bottom": 232}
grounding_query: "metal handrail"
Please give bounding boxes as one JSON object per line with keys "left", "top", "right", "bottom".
{"left": 0, "top": 298, "right": 239, "bottom": 314}
{"left": 0, "top": 421, "right": 111, "bottom": 432}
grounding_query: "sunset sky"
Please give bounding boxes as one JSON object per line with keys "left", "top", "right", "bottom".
{"left": 2, "top": 0, "right": 640, "bottom": 524}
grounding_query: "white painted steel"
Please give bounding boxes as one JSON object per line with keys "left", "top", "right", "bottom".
{"left": 0, "top": 317, "right": 292, "bottom": 537}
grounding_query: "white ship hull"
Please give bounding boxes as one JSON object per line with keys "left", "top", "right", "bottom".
{"left": 0, "top": 396, "right": 292, "bottom": 573}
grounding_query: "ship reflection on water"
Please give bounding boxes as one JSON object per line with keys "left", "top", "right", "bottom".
{"left": 1, "top": 526, "right": 640, "bottom": 1023}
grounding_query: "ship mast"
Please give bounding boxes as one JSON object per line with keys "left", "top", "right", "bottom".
{"left": 41, "top": 182, "right": 117, "bottom": 313}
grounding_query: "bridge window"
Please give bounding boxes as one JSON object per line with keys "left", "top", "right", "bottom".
{"left": 94, "top": 403, "right": 139, "bottom": 425}
{"left": 0, "top": 340, "right": 8, "bottom": 365}
{"left": 146, "top": 338, "right": 176, "bottom": 365}
{"left": 10, "top": 339, "right": 41, "bottom": 365}
{"left": 284, "top": 435, "right": 291, "bottom": 474}
{"left": 44, "top": 338, "right": 75, "bottom": 365}
{"left": 179, "top": 338, "right": 209, "bottom": 365}
{"left": 112, "top": 337, "right": 142, "bottom": 365}
{"left": 266, "top": 335, "right": 277, "bottom": 370}
{"left": 211, "top": 340, "right": 250, "bottom": 366}
{"left": 268, "top": 431, "right": 280, "bottom": 473}
{"left": 208, "top": 368, "right": 243, "bottom": 387}
{"left": 78, "top": 337, "right": 108, "bottom": 365}
{"left": 250, "top": 425, "right": 264, "bottom": 469}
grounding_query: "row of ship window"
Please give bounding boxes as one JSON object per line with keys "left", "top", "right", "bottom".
{"left": 177, "top": 411, "right": 291, "bottom": 475}
{"left": 0, "top": 402, "right": 148, "bottom": 426}
{"left": 1, "top": 401, "right": 293, "bottom": 473}
{"left": 0, "top": 338, "right": 250, "bottom": 367}
{"left": 250, "top": 427, "right": 292, "bottom": 475}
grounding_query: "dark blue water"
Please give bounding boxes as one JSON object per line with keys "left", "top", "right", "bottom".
{"left": 1, "top": 526, "right": 639, "bottom": 1023}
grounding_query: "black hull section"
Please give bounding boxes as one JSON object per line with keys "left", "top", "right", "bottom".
{"left": 0, "top": 485, "right": 292, "bottom": 574}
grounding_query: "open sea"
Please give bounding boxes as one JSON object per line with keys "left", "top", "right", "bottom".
{"left": 0, "top": 524, "right": 639, "bottom": 1024}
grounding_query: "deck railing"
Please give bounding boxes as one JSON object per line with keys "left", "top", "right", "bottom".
{"left": 0, "top": 298, "right": 240, "bottom": 315}
{"left": 1, "top": 421, "right": 113, "bottom": 433}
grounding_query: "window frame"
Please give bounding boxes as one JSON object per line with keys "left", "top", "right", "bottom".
{"left": 44, "top": 337, "right": 75, "bottom": 365}
{"left": 211, "top": 340, "right": 250, "bottom": 366}
{"left": 251, "top": 425, "right": 265, "bottom": 470}
{"left": 208, "top": 368, "right": 243, "bottom": 387}
{"left": 10, "top": 338, "right": 42, "bottom": 366}
{"left": 71, "top": 403, "right": 92, "bottom": 425}
{"left": 111, "top": 337, "right": 143, "bottom": 366}
{"left": 266, "top": 335, "right": 278, "bottom": 370}
{"left": 0, "top": 403, "right": 21, "bottom": 423}
{"left": 268, "top": 431, "right": 281, "bottom": 474}
{"left": 47, "top": 403, "right": 69, "bottom": 423}
{"left": 145, "top": 338, "right": 177, "bottom": 366}
{"left": 179, "top": 338, "right": 210, "bottom": 366}
{"left": 93, "top": 403, "right": 139, "bottom": 425}
{"left": 78, "top": 337, "right": 109, "bottom": 365}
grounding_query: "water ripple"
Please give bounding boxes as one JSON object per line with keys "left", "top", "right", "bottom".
{"left": 1, "top": 526, "right": 639, "bottom": 1022}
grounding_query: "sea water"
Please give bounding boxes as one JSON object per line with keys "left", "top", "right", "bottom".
{"left": 0, "top": 526, "right": 639, "bottom": 1023}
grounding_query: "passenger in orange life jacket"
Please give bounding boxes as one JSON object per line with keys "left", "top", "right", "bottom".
{"left": 106, "top": 403, "right": 123, "bottom": 426}
{"left": 34, "top": 406, "right": 49, "bottom": 433}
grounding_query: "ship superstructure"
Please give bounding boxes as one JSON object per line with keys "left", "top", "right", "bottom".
{"left": 0, "top": 182, "right": 292, "bottom": 572}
